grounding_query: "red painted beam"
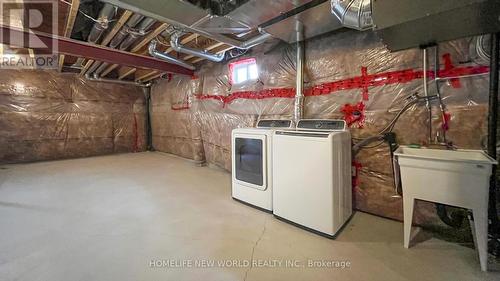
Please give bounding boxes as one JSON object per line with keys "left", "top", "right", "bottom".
{"left": 0, "top": 25, "right": 194, "bottom": 76}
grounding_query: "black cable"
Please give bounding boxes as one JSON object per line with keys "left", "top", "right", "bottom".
{"left": 436, "top": 204, "right": 465, "bottom": 229}
{"left": 487, "top": 32, "right": 500, "bottom": 240}
{"left": 353, "top": 94, "right": 438, "bottom": 153}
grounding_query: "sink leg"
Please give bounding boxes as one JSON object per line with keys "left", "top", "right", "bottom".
{"left": 472, "top": 207, "right": 488, "bottom": 272}
{"left": 403, "top": 196, "right": 415, "bottom": 248}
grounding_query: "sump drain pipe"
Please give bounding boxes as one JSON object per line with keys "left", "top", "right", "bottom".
{"left": 294, "top": 27, "right": 305, "bottom": 124}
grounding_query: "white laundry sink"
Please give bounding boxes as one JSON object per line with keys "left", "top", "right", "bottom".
{"left": 396, "top": 146, "right": 496, "bottom": 165}
{"left": 394, "top": 146, "right": 496, "bottom": 271}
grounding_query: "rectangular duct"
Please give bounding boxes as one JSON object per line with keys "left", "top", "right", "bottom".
{"left": 105, "top": 0, "right": 210, "bottom": 27}
{"left": 372, "top": 0, "right": 500, "bottom": 51}
{"left": 263, "top": 1, "right": 343, "bottom": 43}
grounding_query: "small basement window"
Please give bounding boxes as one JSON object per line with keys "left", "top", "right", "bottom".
{"left": 229, "top": 58, "right": 258, "bottom": 85}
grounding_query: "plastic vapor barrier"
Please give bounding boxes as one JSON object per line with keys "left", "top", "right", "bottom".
{"left": 0, "top": 70, "right": 146, "bottom": 163}
{"left": 151, "top": 30, "right": 490, "bottom": 227}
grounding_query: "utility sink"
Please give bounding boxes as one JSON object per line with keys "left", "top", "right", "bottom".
{"left": 394, "top": 146, "right": 496, "bottom": 271}
{"left": 395, "top": 146, "right": 496, "bottom": 165}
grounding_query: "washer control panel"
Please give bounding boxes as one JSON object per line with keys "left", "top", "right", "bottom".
{"left": 297, "top": 119, "right": 346, "bottom": 131}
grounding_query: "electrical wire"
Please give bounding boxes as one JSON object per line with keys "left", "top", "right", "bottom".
{"left": 58, "top": 0, "right": 116, "bottom": 24}
{"left": 352, "top": 94, "right": 438, "bottom": 153}
{"left": 155, "top": 36, "right": 170, "bottom": 47}
{"left": 476, "top": 35, "right": 491, "bottom": 62}
{"left": 360, "top": 140, "right": 386, "bottom": 149}
{"left": 59, "top": 0, "right": 72, "bottom": 6}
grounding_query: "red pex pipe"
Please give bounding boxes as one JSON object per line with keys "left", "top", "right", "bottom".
{"left": 194, "top": 58, "right": 489, "bottom": 107}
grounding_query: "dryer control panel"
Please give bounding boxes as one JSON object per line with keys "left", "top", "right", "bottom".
{"left": 257, "top": 119, "right": 293, "bottom": 128}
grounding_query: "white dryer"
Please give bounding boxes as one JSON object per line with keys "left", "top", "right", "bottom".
{"left": 232, "top": 119, "right": 293, "bottom": 212}
{"left": 272, "top": 119, "right": 352, "bottom": 238}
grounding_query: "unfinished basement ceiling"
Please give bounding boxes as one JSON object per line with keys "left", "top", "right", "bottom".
{"left": 56, "top": 0, "right": 349, "bottom": 84}
{"left": 43, "top": 0, "right": 500, "bottom": 84}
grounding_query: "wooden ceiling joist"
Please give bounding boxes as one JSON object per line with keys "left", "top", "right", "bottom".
{"left": 134, "top": 69, "right": 160, "bottom": 82}
{"left": 135, "top": 69, "right": 158, "bottom": 82}
{"left": 181, "top": 41, "right": 225, "bottom": 61}
{"left": 131, "top": 23, "right": 169, "bottom": 53}
{"left": 163, "top": 33, "right": 199, "bottom": 54}
{"left": 101, "top": 23, "right": 169, "bottom": 78}
{"left": 190, "top": 45, "right": 235, "bottom": 63}
{"left": 142, "top": 72, "right": 164, "bottom": 82}
{"left": 58, "top": 0, "right": 80, "bottom": 71}
{"left": 58, "top": 4, "right": 242, "bottom": 82}
{"left": 117, "top": 33, "right": 199, "bottom": 80}
{"left": 118, "top": 66, "right": 137, "bottom": 79}
{"left": 80, "top": 10, "right": 134, "bottom": 76}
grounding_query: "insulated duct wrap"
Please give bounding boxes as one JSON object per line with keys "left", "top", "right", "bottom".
{"left": 151, "top": 30, "right": 490, "bottom": 230}
{"left": 0, "top": 70, "right": 146, "bottom": 163}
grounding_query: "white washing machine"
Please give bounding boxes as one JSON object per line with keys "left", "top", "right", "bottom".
{"left": 272, "top": 119, "right": 352, "bottom": 238}
{"left": 231, "top": 119, "right": 294, "bottom": 212}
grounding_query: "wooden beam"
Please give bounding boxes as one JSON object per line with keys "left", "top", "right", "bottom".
{"left": 80, "top": 10, "right": 134, "bottom": 76}
{"left": 59, "top": 0, "right": 80, "bottom": 71}
{"left": 135, "top": 69, "right": 158, "bottom": 82}
{"left": 100, "top": 63, "right": 119, "bottom": 77}
{"left": 103, "top": 11, "right": 134, "bottom": 46}
{"left": 142, "top": 72, "right": 164, "bottom": 82}
{"left": 130, "top": 23, "right": 169, "bottom": 53}
{"left": 118, "top": 66, "right": 136, "bottom": 79}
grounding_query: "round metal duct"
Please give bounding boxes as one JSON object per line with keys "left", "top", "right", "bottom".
{"left": 331, "top": 0, "right": 373, "bottom": 31}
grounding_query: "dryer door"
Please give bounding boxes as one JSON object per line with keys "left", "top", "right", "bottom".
{"left": 233, "top": 134, "right": 267, "bottom": 191}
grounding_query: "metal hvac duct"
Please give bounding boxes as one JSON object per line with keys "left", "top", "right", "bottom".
{"left": 87, "top": 4, "right": 118, "bottom": 43}
{"left": 85, "top": 73, "right": 151, "bottom": 87}
{"left": 170, "top": 32, "right": 225, "bottom": 62}
{"left": 93, "top": 62, "right": 109, "bottom": 77}
{"left": 330, "top": 0, "right": 373, "bottom": 31}
{"left": 119, "top": 17, "right": 157, "bottom": 50}
{"left": 100, "top": 0, "right": 274, "bottom": 49}
{"left": 94, "top": 16, "right": 156, "bottom": 78}
{"left": 85, "top": 4, "right": 118, "bottom": 74}
{"left": 148, "top": 40, "right": 196, "bottom": 70}
{"left": 294, "top": 28, "right": 304, "bottom": 124}
{"left": 109, "top": 13, "right": 145, "bottom": 48}
{"left": 372, "top": 0, "right": 500, "bottom": 51}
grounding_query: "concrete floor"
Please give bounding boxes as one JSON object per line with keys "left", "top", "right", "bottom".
{"left": 0, "top": 152, "right": 498, "bottom": 281}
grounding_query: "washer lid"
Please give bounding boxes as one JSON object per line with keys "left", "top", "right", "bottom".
{"left": 296, "top": 119, "right": 346, "bottom": 131}
{"left": 256, "top": 119, "right": 293, "bottom": 128}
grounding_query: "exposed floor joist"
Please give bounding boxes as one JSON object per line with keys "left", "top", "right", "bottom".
{"left": 100, "top": 23, "right": 169, "bottom": 77}
{"left": 79, "top": 10, "right": 134, "bottom": 76}
{"left": 135, "top": 70, "right": 159, "bottom": 82}
{"left": 56, "top": 5, "right": 241, "bottom": 82}
{"left": 181, "top": 41, "right": 225, "bottom": 61}
{"left": 128, "top": 33, "right": 199, "bottom": 81}
{"left": 118, "top": 66, "right": 137, "bottom": 79}
{"left": 58, "top": 0, "right": 80, "bottom": 72}
{"left": 142, "top": 72, "right": 164, "bottom": 82}
{"left": 190, "top": 45, "right": 234, "bottom": 63}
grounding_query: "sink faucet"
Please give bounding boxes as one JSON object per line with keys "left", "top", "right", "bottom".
{"left": 435, "top": 131, "right": 456, "bottom": 150}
